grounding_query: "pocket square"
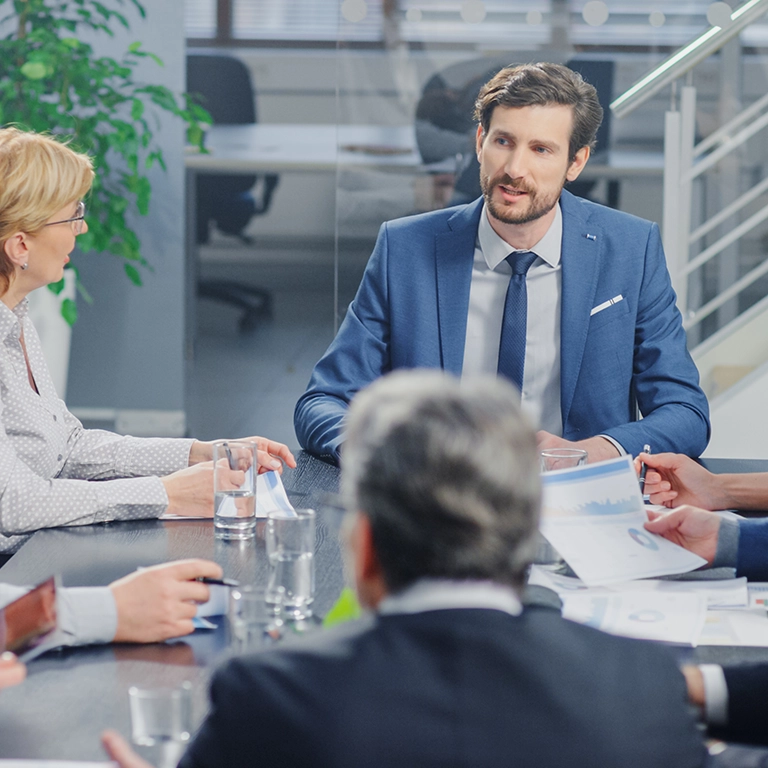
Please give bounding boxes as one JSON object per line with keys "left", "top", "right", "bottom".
{"left": 590, "top": 294, "right": 624, "bottom": 317}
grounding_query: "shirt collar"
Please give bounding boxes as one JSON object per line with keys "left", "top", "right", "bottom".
{"left": 0, "top": 298, "right": 28, "bottom": 342}
{"left": 478, "top": 201, "right": 562, "bottom": 271}
{"left": 378, "top": 578, "right": 522, "bottom": 617}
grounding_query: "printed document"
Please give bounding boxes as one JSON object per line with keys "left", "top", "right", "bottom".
{"left": 540, "top": 456, "right": 707, "bottom": 586}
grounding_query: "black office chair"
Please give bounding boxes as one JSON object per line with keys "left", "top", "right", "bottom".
{"left": 414, "top": 58, "right": 615, "bottom": 208}
{"left": 187, "top": 53, "right": 279, "bottom": 331}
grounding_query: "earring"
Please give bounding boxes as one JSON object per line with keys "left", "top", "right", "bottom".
{"left": 21, "top": 263, "right": 28, "bottom": 271}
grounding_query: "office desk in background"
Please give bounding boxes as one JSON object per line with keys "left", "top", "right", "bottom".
{"left": 0, "top": 453, "right": 760, "bottom": 760}
{"left": 185, "top": 124, "right": 665, "bottom": 180}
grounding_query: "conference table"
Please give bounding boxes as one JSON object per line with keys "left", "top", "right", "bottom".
{"left": 0, "top": 452, "right": 342, "bottom": 762}
{"left": 0, "top": 453, "right": 766, "bottom": 761}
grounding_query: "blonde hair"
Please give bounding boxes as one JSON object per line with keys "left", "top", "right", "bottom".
{"left": 0, "top": 127, "right": 95, "bottom": 293}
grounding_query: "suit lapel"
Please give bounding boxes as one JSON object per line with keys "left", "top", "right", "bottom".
{"left": 559, "top": 191, "right": 602, "bottom": 427}
{"left": 435, "top": 199, "right": 483, "bottom": 375}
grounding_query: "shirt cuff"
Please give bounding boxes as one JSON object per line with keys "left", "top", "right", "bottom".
{"left": 24, "top": 585, "right": 118, "bottom": 660}
{"left": 700, "top": 664, "right": 729, "bottom": 726}
{"left": 598, "top": 434, "right": 626, "bottom": 456}
{"left": 712, "top": 516, "right": 740, "bottom": 568}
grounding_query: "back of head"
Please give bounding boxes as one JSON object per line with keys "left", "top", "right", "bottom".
{"left": 342, "top": 370, "right": 541, "bottom": 593}
{"left": 0, "top": 127, "right": 94, "bottom": 293}
{"left": 474, "top": 62, "right": 603, "bottom": 160}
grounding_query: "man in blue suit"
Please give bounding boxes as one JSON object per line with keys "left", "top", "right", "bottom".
{"left": 295, "top": 62, "right": 709, "bottom": 464}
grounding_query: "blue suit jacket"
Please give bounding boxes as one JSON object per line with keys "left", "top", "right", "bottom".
{"left": 295, "top": 191, "right": 710, "bottom": 462}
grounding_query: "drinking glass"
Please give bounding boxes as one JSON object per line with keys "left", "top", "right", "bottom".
{"left": 266, "top": 509, "right": 316, "bottom": 620}
{"left": 213, "top": 440, "right": 256, "bottom": 540}
{"left": 228, "top": 585, "right": 283, "bottom": 653}
{"left": 128, "top": 683, "right": 192, "bottom": 746}
{"left": 539, "top": 448, "right": 588, "bottom": 473}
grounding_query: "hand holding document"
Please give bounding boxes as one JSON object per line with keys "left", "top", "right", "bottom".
{"left": 540, "top": 456, "right": 707, "bottom": 586}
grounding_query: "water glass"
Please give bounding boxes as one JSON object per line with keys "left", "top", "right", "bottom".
{"left": 266, "top": 509, "right": 316, "bottom": 620}
{"left": 540, "top": 448, "right": 588, "bottom": 472}
{"left": 213, "top": 440, "right": 256, "bottom": 539}
{"left": 228, "top": 585, "right": 283, "bottom": 653}
{"left": 128, "top": 683, "right": 192, "bottom": 747}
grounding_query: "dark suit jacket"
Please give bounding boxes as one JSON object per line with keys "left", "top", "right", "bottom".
{"left": 180, "top": 607, "right": 706, "bottom": 768}
{"left": 711, "top": 664, "right": 768, "bottom": 747}
{"left": 294, "top": 192, "right": 710, "bottom": 463}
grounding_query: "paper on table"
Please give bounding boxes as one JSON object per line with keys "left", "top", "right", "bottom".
{"left": 562, "top": 591, "right": 707, "bottom": 645}
{"left": 747, "top": 582, "right": 768, "bottom": 609}
{"left": 195, "top": 583, "right": 229, "bottom": 618}
{"left": 540, "top": 456, "right": 707, "bottom": 586}
{"left": 528, "top": 565, "right": 748, "bottom": 609}
{"left": 161, "top": 470, "right": 295, "bottom": 520}
{"left": 698, "top": 609, "right": 768, "bottom": 646}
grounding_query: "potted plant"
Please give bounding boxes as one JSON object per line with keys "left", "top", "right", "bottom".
{"left": 0, "top": 0, "right": 209, "bottom": 326}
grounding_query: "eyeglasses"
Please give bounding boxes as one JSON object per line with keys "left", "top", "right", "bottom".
{"left": 44, "top": 201, "right": 86, "bottom": 234}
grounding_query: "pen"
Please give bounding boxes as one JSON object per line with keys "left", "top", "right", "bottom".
{"left": 222, "top": 441, "right": 235, "bottom": 470}
{"left": 638, "top": 444, "right": 651, "bottom": 491}
{"left": 196, "top": 577, "right": 241, "bottom": 587}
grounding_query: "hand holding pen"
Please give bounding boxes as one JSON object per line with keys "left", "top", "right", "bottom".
{"left": 638, "top": 444, "right": 651, "bottom": 494}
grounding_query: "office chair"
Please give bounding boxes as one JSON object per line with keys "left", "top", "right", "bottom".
{"left": 414, "top": 58, "right": 615, "bottom": 207}
{"left": 187, "top": 53, "right": 279, "bottom": 331}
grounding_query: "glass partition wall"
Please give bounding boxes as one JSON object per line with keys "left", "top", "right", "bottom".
{"left": 185, "top": 1, "right": 768, "bottom": 447}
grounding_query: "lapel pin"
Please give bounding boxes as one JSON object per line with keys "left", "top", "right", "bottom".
{"left": 585, "top": 233, "right": 597, "bottom": 241}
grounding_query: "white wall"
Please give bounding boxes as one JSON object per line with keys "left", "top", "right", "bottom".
{"left": 66, "top": 1, "right": 187, "bottom": 435}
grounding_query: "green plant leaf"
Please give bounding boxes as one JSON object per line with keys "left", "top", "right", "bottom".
{"left": 124, "top": 263, "right": 143, "bottom": 286}
{"left": 20, "top": 61, "right": 47, "bottom": 80}
{"left": 60, "top": 298, "right": 78, "bottom": 327}
{"left": 322, "top": 587, "right": 362, "bottom": 628}
{"left": 47, "top": 278, "right": 66, "bottom": 296}
{"left": 130, "top": 98, "right": 144, "bottom": 121}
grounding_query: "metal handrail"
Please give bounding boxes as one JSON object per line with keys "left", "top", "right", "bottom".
{"left": 610, "top": 0, "right": 768, "bottom": 119}
{"left": 684, "top": 257, "right": 768, "bottom": 329}
{"left": 683, "top": 203, "right": 768, "bottom": 276}
{"left": 694, "top": 91, "right": 768, "bottom": 157}
{"left": 689, "top": 175, "right": 768, "bottom": 243}
{"left": 685, "top": 108, "right": 768, "bottom": 182}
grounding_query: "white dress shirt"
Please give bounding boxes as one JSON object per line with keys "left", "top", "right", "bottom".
{"left": 0, "top": 582, "right": 116, "bottom": 655}
{"left": 378, "top": 579, "right": 522, "bottom": 617}
{"left": 462, "top": 204, "right": 563, "bottom": 435}
{"left": 0, "top": 299, "right": 194, "bottom": 552}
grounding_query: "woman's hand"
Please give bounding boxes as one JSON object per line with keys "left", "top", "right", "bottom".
{"left": 634, "top": 452, "right": 724, "bottom": 509}
{"left": 189, "top": 437, "right": 296, "bottom": 474}
{"left": 162, "top": 461, "right": 237, "bottom": 517}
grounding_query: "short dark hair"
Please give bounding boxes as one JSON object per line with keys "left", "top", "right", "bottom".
{"left": 342, "top": 371, "right": 541, "bottom": 593}
{"left": 474, "top": 62, "right": 603, "bottom": 161}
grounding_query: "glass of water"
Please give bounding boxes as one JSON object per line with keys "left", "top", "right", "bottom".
{"left": 266, "top": 509, "right": 316, "bottom": 620}
{"left": 228, "top": 585, "right": 283, "bottom": 653}
{"left": 539, "top": 448, "right": 588, "bottom": 473}
{"left": 128, "top": 682, "right": 192, "bottom": 746}
{"left": 213, "top": 440, "right": 256, "bottom": 540}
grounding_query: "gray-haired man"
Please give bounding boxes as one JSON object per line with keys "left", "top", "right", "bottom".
{"left": 105, "top": 370, "right": 705, "bottom": 768}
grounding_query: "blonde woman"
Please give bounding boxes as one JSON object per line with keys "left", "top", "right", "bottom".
{"left": 0, "top": 127, "right": 295, "bottom": 553}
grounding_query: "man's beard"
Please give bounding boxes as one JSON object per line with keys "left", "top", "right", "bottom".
{"left": 480, "top": 171, "right": 565, "bottom": 226}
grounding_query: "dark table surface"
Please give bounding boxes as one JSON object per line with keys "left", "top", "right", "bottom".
{"left": 0, "top": 454, "right": 767, "bottom": 760}
{"left": 0, "top": 451, "right": 343, "bottom": 761}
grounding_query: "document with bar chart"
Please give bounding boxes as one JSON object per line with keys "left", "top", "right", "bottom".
{"left": 541, "top": 456, "right": 707, "bottom": 586}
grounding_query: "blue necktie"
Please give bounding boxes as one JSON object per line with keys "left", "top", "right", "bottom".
{"left": 497, "top": 251, "right": 538, "bottom": 391}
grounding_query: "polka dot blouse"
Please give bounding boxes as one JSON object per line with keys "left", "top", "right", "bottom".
{"left": 0, "top": 299, "right": 195, "bottom": 553}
